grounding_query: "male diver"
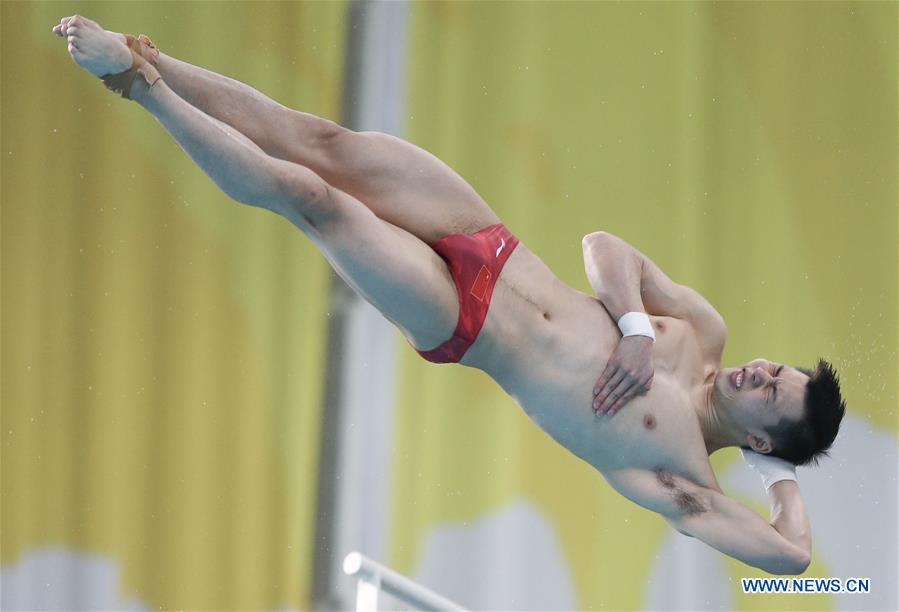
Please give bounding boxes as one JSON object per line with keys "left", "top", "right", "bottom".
{"left": 54, "top": 15, "right": 845, "bottom": 575}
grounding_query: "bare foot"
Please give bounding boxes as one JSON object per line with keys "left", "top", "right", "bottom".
{"left": 52, "top": 15, "right": 132, "bottom": 77}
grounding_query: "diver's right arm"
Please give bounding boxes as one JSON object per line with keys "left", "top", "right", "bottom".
{"left": 581, "top": 231, "right": 727, "bottom": 359}
{"left": 583, "top": 230, "right": 726, "bottom": 414}
{"left": 582, "top": 231, "right": 653, "bottom": 414}
{"left": 581, "top": 231, "right": 644, "bottom": 322}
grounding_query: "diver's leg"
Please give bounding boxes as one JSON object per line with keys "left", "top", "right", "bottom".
{"left": 54, "top": 15, "right": 502, "bottom": 243}
{"left": 60, "top": 20, "right": 458, "bottom": 350}
{"left": 151, "top": 50, "right": 503, "bottom": 243}
{"left": 134, "top": 81, "right": 459, "bottom": 348}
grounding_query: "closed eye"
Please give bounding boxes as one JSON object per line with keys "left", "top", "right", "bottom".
{"left": 770, "top": 364, "right": 784, "bottom": 403}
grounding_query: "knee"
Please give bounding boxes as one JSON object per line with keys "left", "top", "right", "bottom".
{"left": 323, "top": 129, "right": 394, "bottom": 180}
{"left": 271, "top": 161, "right": 337, "bottom": 227}
{"left": 318, "top": 119, "right": 351, "bottom": 144}
{"left": 290, "top": 119, "right": 356, "bottom": 175}
{"left": 299, "top": 118, "right": 353, "bottom": 161}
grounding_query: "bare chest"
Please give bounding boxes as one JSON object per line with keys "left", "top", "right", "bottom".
{"left": 467, "top": 258, "right": 717, "bottom": 485}
{"left": 517, "top": 332, "right": 714, "bottom": 483}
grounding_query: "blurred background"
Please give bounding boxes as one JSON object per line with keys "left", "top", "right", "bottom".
{"left": 2, "top": 1, "right": 896, "bottom": 610}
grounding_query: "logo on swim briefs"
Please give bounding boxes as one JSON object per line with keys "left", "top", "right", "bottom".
{"left": 495, "top": 238, "right": 506, "bottom": 257}
{"left": 470, "top": 265, "right": 491, "bottom": 302}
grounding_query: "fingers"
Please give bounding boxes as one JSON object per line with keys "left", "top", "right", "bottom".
{"left": 611, "top": 378, "right": 654, "bottom": 416}
{"left": 603, "top": 379, "right": 640, "bottom": 416}
{"left": 593, "top": 368, "right": 621, "bottom": 408}
{"left": 593, "top": 368, "right": 613, "bottom": 399}
{"left": 594, "top": 375, "right": 653, "bottom": 417}
{"left": 593, "top": 370, "right": 626, "bottom": 415}
{"left": 609, "top": 378, "right": 640, "bottom": 416}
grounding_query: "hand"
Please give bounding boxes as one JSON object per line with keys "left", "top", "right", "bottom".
{"left": 592, "top": 335, "right": 654, "bottom": 416}
{"left": 740, "top": 449, "right": 797, "bottom": 490}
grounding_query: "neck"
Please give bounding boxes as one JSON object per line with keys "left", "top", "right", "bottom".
{"left": 695, "top": 374, "right": 745, "bottom": 455}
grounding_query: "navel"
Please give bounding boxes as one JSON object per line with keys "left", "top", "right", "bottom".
{"left": 654, "top": 321, "right": 665, "bottom": 332}
{"left": 542, "top": 311, "right": 551, "bottom": 321}
{"left": 643, "top": 413, "right": 656, "bottom": 430}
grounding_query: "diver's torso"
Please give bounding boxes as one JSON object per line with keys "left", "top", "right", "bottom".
{"left": 461, "top": 242, "right": 720, "bottom": 489}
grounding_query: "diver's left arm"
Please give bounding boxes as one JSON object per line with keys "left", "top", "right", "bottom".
{"left": 766, "top": 480, "right": 812, "bottom": 564}
{"left": 669, "top": 485, "right": 812, "bottom": 575}
{"left": 608, "top": 467, "right": 811, "bottom": 575}
{"left": 742, "top": 449, "right": 812, "bottom": 565}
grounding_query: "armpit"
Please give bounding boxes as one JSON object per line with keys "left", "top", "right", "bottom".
{"left": 656, "top": 469, "right": 710, "bottom": 516}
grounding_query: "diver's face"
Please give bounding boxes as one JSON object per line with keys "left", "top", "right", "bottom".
{"left": 716, "top": 358, "right": 809, "bottom": 437}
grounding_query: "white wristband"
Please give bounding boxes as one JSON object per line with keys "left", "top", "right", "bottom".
{"left": 740, "top": 449, "right": 797, "bottom": 490}
{"left": 617, "top": 311, "right": 655, "bottom": 342}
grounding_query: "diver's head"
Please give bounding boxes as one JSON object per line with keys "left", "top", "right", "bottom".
{"left": 714, "top": 358, "right": 846, "bottom": 465}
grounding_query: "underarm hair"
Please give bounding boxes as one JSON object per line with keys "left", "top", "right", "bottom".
{"left": 656, "top": 469, "right": 709, "bottom": 516}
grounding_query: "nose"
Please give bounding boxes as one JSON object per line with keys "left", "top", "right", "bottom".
{"left": 750, "top": 366, "right": 771, "bottom": 387}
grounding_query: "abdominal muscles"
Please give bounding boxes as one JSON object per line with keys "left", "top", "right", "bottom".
{"left": 464, "top": 242, "right": 701, "bottom": 475}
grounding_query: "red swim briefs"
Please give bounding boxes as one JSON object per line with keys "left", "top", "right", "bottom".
{"left": 416, "top": 223, "right": 519, "bottom": 364}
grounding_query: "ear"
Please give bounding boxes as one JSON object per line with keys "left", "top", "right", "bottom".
{"left": 746, "top": 432, "right": 773, "bottom": 454}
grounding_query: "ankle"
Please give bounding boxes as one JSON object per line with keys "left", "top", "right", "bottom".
{"left": 135, "top": 76, "right": 168, "bottom": 111}
{"left": 130, "top": 69, "right": 163, "bottom": 103}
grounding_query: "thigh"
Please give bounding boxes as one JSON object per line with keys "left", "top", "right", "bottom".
{"left": 292, "top": 184, "right": 460, "bottom": 352}
{"left": 287, "top": 127, "right": 502, "bottom": 244}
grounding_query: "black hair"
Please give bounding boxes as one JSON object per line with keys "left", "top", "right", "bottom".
{"left": 766, "top": 358, "right": 846, "bottom": 466}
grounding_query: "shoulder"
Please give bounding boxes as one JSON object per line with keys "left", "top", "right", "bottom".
{"left": 676, "top": 284, "right": 727, "bottom": 363}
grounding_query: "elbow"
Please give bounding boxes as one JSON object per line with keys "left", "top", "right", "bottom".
{"left": 791, "top": 551, "right": 812, "bottom": 575}
{"left": 776, "top": 551, "right": 811, "bottom": 576}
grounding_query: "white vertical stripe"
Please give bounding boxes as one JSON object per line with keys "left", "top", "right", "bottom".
{"left": 329, "top": 1, "right": 410, "bottom": 608}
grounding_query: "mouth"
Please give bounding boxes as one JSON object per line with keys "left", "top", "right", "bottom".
{"left": 730, "top": 368, "right": 745, "bottom": 390}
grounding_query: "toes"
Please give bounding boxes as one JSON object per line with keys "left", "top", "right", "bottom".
{"left": 61, "top": 15, "right": 78, "bottom": 34}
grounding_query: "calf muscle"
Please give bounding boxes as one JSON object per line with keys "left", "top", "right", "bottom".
{"left": 156, "top": 52, "right": 341, "bottom": 168}
{"left": 140, "top": 80, "right": 328, "bottom": 218}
